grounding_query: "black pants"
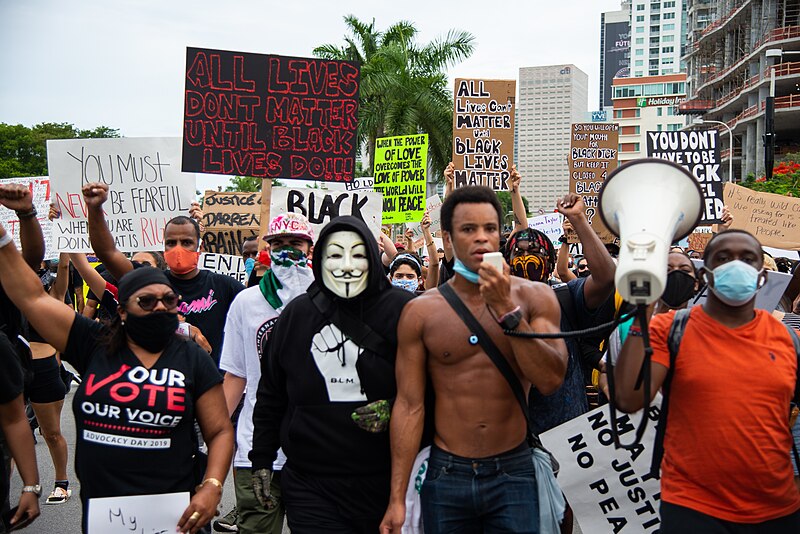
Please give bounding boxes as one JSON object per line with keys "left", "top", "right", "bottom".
{"left": 661, "top": 502, "right": 800, "bottom": 534}
{"left": 281, "top": 464, "right": 389, "bottom": 534}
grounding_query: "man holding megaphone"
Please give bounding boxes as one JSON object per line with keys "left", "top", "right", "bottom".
{"left": 614, "top": 229, "right": 800, "bottom": 532}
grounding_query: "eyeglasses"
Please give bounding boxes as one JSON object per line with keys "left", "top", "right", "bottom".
{"left": 135, "top": 293, "right": 180, "bottom": 311}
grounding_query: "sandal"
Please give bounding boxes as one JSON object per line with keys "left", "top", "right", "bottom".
{"left": 45, "top": 486, "right": 72, "bottom": 505}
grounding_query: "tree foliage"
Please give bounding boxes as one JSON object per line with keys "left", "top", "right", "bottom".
{"left": 224, "top": 176, "right": 281, "bottom": 192}
{"left": 314, "top": 16, "right": 475, "bottom": 182}
{"left": 0, "top": 122, "right": 119, "bottom": 178}
{"left": 495, "top": 191, "right": 531, "bottom": 220}
{"left": 742, "top": 152, "right": 800, "bottom": 197}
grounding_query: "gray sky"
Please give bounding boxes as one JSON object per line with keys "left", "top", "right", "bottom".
{"left": 0, "top": 0, "right": 624, "bottom": 191}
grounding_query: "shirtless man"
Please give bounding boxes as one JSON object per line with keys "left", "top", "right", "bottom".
{"left": 380, "top": 186, "right": 568, "bottom": 533}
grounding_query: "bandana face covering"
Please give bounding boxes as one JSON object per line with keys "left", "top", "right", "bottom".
{"left": 258, "top": 246, "right": 313, "bottom": 310}
{"left": 391, "top": 278, "right": 419, "bottom": 292}
{"left": 510, "top": 254, "right": 547, "bottom": 282}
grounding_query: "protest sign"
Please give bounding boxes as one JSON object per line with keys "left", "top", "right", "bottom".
{"left": 646, "top": 130, "right": 724, "bottom": 224}
{"left": 201, "top": 190, "right": 261, "bottom": 254}
{"left": 406, "top": 194, "right": 443, "bottom": 241}
{"left": 47, "top": 137, "right": 196, "bottom": 253}
{"left": 541, "top": 401, "right": 663, "bottom": 534}
{"left": 270, "top": 185, "right": 382, "bottom": 238}
{"left": 687, "top": 232, "right": 713, "bottom": 253}
{"left": 344, "top": 176, "right": 374, "bottom": 191}
{"left": 373, "top": 134, "right": 428, "bottom": 223}
{"left": 568, "top": 123, "right": 619, "bottom": 243}
{"left": 87, "top": 492, "right": 189, "bottom": 534}
{"left": 199, "top": 252, "right": 247, "bottom": 284}
{"left": 182, "top": 47, "right": 360, "bottom": 183}
{"left": 452, "top": 79, "right": 515, "bottom": 190}
{"left": 528, "top": 212, "right": 564, "bottom": 245}
{"left": 724, "top": 182, "right": 800, "bottom": 250}
{"left": 0, "top": 176, "right": 55, "bottom": 258}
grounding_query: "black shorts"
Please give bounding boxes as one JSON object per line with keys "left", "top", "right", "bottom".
{"left": 27, "top": 355, "right": 67, "bottom": 404}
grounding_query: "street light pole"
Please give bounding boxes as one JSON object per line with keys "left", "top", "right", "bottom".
{"left": 693, "top": 118, "right": 734, "bottom": 182}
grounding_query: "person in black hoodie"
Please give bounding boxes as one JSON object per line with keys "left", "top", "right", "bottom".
{"left": 249, "top": 216, "right": 415, "bottom": 534}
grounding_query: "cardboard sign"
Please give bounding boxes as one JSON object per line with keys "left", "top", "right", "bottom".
{"left": 406, "top": 194, "right": 443, "bottom": 241}
{"left": 452, "top": 79, "right": 515, "bottom": 190}
{"left": 47, "top": 137, "right": 196, "bottom": 253}
{"left": 687, "top": 232, "right": 713, "bottom": 253}
{"left": 374, "top": 134, "right": 428, "bottom": 223}
{"left": 182, "top": 47, "right": 360, "bottom": 182}
{"left": 541, "top": 402, "right": 663, "bottom": 534}
{"left": 199, "top": 252, "right": 247, "bottom": 284}
{"left": 528, "top": 212, "right": 564, "bottom": 245}
{"left": 201, "top": 190, "right": 262, "bottom": 254}
{"left": 568, "top": 123, "right": 619, "bottom": 243}
{"left": 0, "top": 176, "right": 55, "bottom": 259}
{"left": 646, "top": 130, "right": 724, "bottom": 224}
{"left": 724, "top": 182, "right": 800, "bottom": 250}
{"left": 270, "top": 185, "right": 382, "bottom": 238}
{"left": 87, "top": 491, "right": 189, "bottom": 534}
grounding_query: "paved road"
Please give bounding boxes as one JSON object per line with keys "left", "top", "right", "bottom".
{"left": 10, "top": 388, "right": 582, "bottom": 534}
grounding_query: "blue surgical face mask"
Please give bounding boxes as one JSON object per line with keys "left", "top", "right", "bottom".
{"left": 244, "top": 257, "right": 256, "bottom": 277}
{"left": 453, "top": 259, "right": 480, "bottom": 284}
{"left": 391, "top": 278, "right": 419, "bottom": 292}
{"left": 708, "top": 260, "right": 763, "bottom": 306}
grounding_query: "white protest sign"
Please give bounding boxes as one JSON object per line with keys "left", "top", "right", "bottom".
{"left": 344, "top": 176, "right": 374, "bottom": 191}
{"left": 528, "top": 212, "right": 564, "bottom": 245}
{"left": 541, "top": 400, "right": 663, "bottom": 534}
{"left": 270, "top": 185, "right": 383, "bottom": 238}
{"left": 87, "top": 491, "right": 189, "bottom": 534}
{"left": 199, "top": 253, "right": 247, "bottom": 284}
{"left": 47, "top": 137, "right": 196, "bottom": 253}
{"left": 0, "top": 176, "right": 55, "bottom": 259}
{"left": 407, "top": 194, "right": 443, "bottom": 241}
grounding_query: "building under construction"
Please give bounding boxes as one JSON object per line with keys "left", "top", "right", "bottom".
{"left": 681, "top": 0, "right": 800, "bottom": 180}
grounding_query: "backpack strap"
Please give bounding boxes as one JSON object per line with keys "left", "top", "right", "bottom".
{"left": 649, "top": 308, "right": 691, "bottom": 478}
{"left": 782, "top": 324, "right": 800, "bottom": 404}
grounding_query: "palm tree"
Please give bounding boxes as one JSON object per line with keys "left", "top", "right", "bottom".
{"left": 314, "top": 16, "right": 475, "bottom": 181}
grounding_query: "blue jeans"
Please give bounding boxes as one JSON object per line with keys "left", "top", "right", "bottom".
{"left": 420, "top": 443, "right": 539, "bottom": 534}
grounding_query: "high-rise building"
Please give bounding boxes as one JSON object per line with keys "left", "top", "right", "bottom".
{"left": 600, "top": 2, "right": 633, "bottom": 109}
{"left": 612, "top": 73, "right": 688, "bottom": 163}
{"left": 629, "top": 0, "right": 686, "bottom": 78}
{"left": 516, "top": 65, "right": 588, "bottom": 213}
{"left": 680, "top": 0, "right": 800, "bottom": 181}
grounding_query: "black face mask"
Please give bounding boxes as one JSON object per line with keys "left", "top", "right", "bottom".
{"left": 577, "top": 268, "right": 591, "bottom": 278}
{"left": 124, "top": 311, "right": 178, "bottom": 353}
{"left": 661, "top": 270, "right": 697, "bottom": 309}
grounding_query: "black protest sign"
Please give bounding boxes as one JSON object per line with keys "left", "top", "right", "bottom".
{"left": 183, "top": 47, "right": 360, "bottom": 182}
{"left": 646, "top": 130, "right": 724, "bottom": 224}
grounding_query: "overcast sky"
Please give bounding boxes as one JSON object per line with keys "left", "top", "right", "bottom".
{"left": 0, "top": 0, "right": 625, "bottom": 191}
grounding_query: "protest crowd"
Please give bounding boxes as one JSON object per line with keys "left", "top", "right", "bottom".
{"left": 1, "top": 52, "right": 800, "bottom": 534}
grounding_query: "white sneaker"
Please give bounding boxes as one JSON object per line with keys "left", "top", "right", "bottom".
{"left": 45, "top": 487, "right": 72, "bottom": 505}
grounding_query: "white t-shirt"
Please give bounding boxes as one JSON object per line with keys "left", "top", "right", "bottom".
{"left": 219, "top": 270, "right": 311, "bottom": 469}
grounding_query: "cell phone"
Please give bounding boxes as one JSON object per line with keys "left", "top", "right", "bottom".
{"left": 482, "top": 252, "right": 504, "bottom": 272}
{"left": 175, "top": 322, "right": 191, "bottom": 337}
{"left": 1, "top": 506, "right": 30, "bottom": 532}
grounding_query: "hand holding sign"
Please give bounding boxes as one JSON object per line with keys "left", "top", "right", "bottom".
{"left": 508, "top": 165, "right": 521, "bottom": 192}
{"left": 444, "top": 162, "right": 455, "bottom": 195}
{"left": 0, "top": 184, "right": 34, "bottom": 212}
{"left": 177, "top": 483, "right": 221, "bottom": 534}
{"left": 81, "top": 182, "right": 109, "bottom": 208}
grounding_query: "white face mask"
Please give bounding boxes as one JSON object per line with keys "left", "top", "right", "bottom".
{"left": 321, "top": 231, "right": 369, "bottom": 299}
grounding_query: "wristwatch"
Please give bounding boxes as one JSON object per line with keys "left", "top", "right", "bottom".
{"left": 21, "top": 484, "right": 41, "bottom": 497}
{"left": 497, "top": 306, "right": 523, "bottom": 331}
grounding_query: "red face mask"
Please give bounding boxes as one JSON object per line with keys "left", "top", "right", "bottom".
{"left": 164, "top": 246, "right": 199, "bottom": 275}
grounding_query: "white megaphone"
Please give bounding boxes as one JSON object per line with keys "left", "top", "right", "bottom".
{"left": 599, "top": 159, "right": 704, "bottom": 305}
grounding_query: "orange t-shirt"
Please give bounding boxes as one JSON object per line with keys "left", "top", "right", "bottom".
{"left": 650, "top": 307, "right": 800, "bottom": 522}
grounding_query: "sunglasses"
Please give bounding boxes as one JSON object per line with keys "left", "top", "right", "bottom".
{"left": 578, "top": 265, "right": 589, "bottom": 271}
{"left": 135, "top": 293, "right": 180, "bottom": 311}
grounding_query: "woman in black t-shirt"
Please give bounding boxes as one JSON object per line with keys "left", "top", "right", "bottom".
{"left": 0, "top": 224, "right": 233, "bottom": 534}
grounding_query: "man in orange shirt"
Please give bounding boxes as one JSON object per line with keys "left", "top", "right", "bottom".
{"left": 614, "top": 230, "right": 800, "bottom": 533}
